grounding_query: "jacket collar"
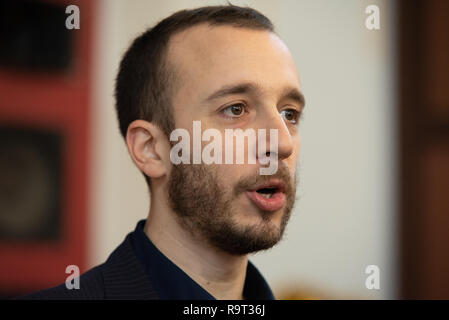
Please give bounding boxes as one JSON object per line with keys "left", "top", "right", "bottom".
{"left": 101, "top": 233, "right": 159, "bottom": 299}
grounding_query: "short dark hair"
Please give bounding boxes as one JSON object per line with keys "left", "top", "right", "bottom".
{"left": 114, "top": 4, "right": 274, "bottom": 187}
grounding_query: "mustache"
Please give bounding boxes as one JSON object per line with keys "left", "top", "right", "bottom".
{"left": 233, "top": 163, "right": 295, "bottom": 197}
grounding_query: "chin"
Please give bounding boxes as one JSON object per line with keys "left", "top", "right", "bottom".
{"left": 249, "top": 215, "right": 283, "bottom": 235}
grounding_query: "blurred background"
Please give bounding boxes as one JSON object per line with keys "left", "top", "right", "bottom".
{"left": 0, "top": 0, "right": 448, "bottom": 299}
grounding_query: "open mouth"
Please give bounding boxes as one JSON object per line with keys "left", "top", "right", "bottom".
{"left": 246, "top": 180, "right": 286, "bottom": 212}
{"left": 256, "top": 187, "right": 279, "bottom": 199}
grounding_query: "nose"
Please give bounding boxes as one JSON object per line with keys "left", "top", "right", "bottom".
{"left": 257, "top": 110, "right": 294, "bottom": 162}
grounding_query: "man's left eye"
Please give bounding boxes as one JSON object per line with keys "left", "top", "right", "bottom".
{"left": 280, "top": 109, "right": 300, "bottom": 124}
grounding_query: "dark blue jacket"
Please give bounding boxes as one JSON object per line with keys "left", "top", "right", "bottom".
{"left": 21, "top": 233, "right": 159, "bottom": 299}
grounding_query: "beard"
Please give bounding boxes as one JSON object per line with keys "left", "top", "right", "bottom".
{"left": 167, "top": 162, "right": 297, "bottom": 255}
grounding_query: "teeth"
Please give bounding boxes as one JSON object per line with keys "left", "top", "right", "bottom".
{"left": 260, "top": 193, "right": 272, "bottom": 199}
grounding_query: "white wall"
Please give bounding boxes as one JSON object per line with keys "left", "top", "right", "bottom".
{"left": 89, "top": 0, "right": 397, "bottom": 299}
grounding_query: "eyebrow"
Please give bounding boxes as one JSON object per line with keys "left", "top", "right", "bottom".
{"left": 203, "top": 82, "right": 306, "bottom": 109}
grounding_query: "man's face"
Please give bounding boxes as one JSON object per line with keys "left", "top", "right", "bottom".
{"left": 165, "top": 24, "right": 303, "bottom": 255}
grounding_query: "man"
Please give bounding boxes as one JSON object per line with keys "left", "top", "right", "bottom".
{"left": 23, "top": 4, "right": 304, "bottom": 300}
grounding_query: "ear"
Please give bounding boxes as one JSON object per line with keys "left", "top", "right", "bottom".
{"left": 126, "top": 120, "right": 170, "bottom": 180}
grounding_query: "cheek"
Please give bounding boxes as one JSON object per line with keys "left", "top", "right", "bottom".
{"left": 213, "top": 164, "right": 244, "bottom": 192}
{"left": 214, "top": 164, "right": 235, "bottom": 181}
{"left": 291, "top": 134, "right": 301, "bottom": 159}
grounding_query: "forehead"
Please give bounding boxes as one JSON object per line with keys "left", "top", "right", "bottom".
{"left": 167, "top": 23, "right": 301, "bottom": 106}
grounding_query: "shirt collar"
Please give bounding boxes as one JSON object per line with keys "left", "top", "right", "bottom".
{"left": 130, "top": 219, "right": 275, "bottom": 300}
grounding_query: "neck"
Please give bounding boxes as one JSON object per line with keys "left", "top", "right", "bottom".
{"left": 144, "top": 187, "right": 248, "bottom": 300}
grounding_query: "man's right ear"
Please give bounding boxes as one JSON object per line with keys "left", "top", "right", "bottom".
{"left": 126, "top": 120, "right": 169, "bottom": 179}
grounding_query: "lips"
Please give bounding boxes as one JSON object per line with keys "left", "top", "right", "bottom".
{"left": 245, "top": 180, "right": 286, "bottom": 212}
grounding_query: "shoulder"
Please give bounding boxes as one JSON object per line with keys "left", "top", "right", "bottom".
{"left": 17, "top": 230, "right": 158, "bottom": 300}
{"left": 18, "top": 264, "right": 105, "bottom": 300}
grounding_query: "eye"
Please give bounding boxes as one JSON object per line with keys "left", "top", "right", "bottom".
{"left": 221, "top": 103, "right": 246, "bottom": 119}
{"left": 280, "top": 109, "right": 301, "bottom": 124}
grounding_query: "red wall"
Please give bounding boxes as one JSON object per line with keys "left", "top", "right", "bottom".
{"left": 0, "top": 0, "right": 94, "bottom": 295}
